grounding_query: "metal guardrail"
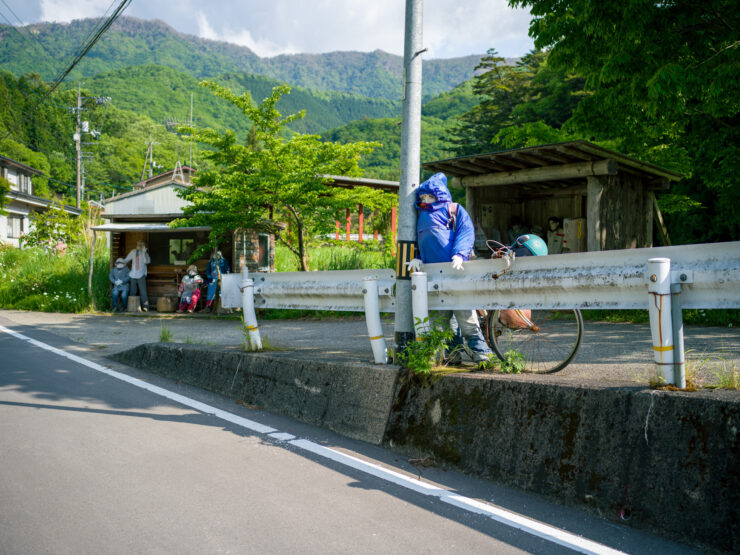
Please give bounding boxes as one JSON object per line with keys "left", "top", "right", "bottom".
{"left": 221, "top": 242, "right": 740, "bottom": 312}
{"left": 222, "top": 241, "right": 740, "bottom": 380}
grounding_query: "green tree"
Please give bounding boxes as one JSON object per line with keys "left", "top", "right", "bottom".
{"left": 0, "top": 176, "right": 10, "bottom": 214}
{"left": 23, "top": 201, "right": 84, "bottom": 248}
{"left": 175, "top": 81, "right": 394, "bottom": 271}
{"left": 509, "top": 0, "right": 740, "bottom": 243}
{"left": 449, "top": 49, "right": 585, "bottom": 155}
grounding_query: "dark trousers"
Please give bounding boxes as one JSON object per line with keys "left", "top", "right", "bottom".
{"left": 130, "top": 277, "right": 149, "bottom": 308}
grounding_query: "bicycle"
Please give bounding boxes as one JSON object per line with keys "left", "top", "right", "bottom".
{"left": 479, "top": 235, "right": 584, "bottom": 373}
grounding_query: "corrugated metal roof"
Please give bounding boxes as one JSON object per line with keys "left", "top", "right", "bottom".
{"left": 104, "top": 181, "right": 190, "bottom": 204}
{"left": 92, "top": 223, "right": 210, "bottom": 232}
{"left": 423, "top": 140, "right": 682, "bottom": 188}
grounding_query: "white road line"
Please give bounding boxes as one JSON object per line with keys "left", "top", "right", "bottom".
{"left": 1, "top": 325, "right": 625, "bottom": 555}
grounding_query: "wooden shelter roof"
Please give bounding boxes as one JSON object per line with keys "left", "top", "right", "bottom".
{"left": 324, "top": 175, "right": 399, "bottom": 193}
{"left": 423, "top": 140, "right": 682, "bottom": 190}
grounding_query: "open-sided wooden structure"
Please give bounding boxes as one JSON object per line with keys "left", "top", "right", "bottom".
{"left": 93, "top": 168, "right": 276, "bottom": 309}
{"left": 423, "top": 141, "right": 681, "bottom": 252}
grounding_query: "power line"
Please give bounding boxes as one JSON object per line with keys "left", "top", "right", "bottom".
{"left": 0, "top": 0, "right": 131, "bottom": 143}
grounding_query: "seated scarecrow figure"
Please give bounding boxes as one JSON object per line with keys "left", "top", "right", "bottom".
{"left": 109, "top": 257, "right": 130, "bottom": 313}
{"left": 177, "top": 264, "right": 204, "bottom": 313}
{"left": 406, "top": 172, "right": 494, "bottom": 364}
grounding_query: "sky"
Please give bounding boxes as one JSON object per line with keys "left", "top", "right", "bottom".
{"left": 5, "top": 0, "right": 534, "bottom": 59}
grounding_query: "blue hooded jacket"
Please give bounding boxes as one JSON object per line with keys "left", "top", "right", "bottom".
{"left": 415, "top": 173, "right": 474, "bottom": 264}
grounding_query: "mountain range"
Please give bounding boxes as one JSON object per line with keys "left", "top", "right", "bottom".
{"left": 0, "top": 16, "right": 501, "bottom": 100}
{"left": 0, "top": 16, "right": 504, "bottom": 195}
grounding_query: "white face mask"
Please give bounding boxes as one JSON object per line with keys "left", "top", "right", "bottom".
{"left": 420, "top": 194, "right": 436, "bottom": 204}
{"left": 116, "top": 263, "right": 124, "bottom": 269}
{"left": 188, "top": 270, "right": 196, "bottom": 276}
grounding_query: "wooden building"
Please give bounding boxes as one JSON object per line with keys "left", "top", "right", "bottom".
{"left": 93, "top": 168, "right": 276, "bottom": 309}
{"left": 423, "top": 140, "right": 681, "bottom": 253}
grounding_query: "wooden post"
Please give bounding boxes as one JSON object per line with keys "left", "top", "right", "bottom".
{"left": 335, "top": 220, "right": 340, "bottom": 240}
{"left": 346, "top": 208, "right": 351, "bottom": 242}
{"left": 465, "top": 186, "right": 475, "bottom": 226}
{"left": 88, "top": 231, "right": 96, "bottom": 309}
{"left": 373, "top": 229, "right": 378, "bottom": 241}
{"left": 586, "top": 175, "right": 603, "bottom": 251}
{"left": 358, "top": 204, "right": 364, "bottom": 243}
{"left": 651, "top": 192, "right": 671, "bottom": 246}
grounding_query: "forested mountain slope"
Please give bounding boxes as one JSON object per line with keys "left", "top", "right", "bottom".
{"left": 0, "top": 16, "right": 490, "bottom": 100}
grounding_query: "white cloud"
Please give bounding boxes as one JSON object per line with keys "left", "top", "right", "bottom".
{"left": 188, "top": 0, "right": 532, "bottom": 58}
{"left": 40, "top": 0, "right": 113, "bottom": 23}
{"left": 197, "top": 11, "right": 297, "bottom": 58}
{"left": 33, "top": 0, "right": 534, "bottom": 58}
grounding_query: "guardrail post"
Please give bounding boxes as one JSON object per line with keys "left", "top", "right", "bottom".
{"left": 411, "top": 271, "right": 429, "bottom": 336}
{"left": 363, "top": 277, "right": 388, "bottom": 364}
{"left": 241, "top": 266, "right": 262, "bottom": 351}
{"left": 648, "top": 258, "right": 675, "bottom": 384}
{"left": 671, "top": 282, "right": 687, "bottom": 389}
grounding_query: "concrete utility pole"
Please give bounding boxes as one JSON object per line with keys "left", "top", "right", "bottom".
{"left": 394, "top": 0, "right": 424, "bottom": 350}
{"left": 75, "top": 83, "right": 82, "bottom": 209}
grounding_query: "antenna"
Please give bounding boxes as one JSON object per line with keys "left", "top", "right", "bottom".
{"left": 164, "top": 92, "right": 195, "bottom": 182}
{"left": 140, "top": 134, "right": 159, "bottom": 183}
{"left": 173, "top": 160, "right": 184, "bottom": 183}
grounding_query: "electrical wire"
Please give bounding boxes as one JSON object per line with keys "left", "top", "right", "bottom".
{"left": 0, "top": 0, "right": 131, "bottom": 142}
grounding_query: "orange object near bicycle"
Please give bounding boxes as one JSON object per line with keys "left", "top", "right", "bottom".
{"left": 481, "top": 235, "right": 584, "bottom": 373}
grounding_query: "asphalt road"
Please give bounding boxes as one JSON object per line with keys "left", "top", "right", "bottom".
{"left": 0, "top": 320, "right": 704, "bottom": 554}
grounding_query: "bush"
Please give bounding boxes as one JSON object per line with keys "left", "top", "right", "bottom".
{"left": 0, "top": 243, "right": 110, "bottom": 312}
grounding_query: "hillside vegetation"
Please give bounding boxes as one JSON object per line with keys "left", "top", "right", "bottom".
{"left": 0, "top": 17, "right": 484, "bottom": 100}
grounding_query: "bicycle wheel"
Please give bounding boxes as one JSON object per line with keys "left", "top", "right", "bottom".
{"left": 486, "top": 309, "right": 583, "bottom": 373}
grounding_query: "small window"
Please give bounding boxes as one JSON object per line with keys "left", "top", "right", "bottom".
{"left": 7, "top": 215, "right": 23, "bottom": 238}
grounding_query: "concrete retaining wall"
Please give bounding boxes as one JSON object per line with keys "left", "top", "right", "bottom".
{"left": 111, "top": 344, "right": 739, "bottom": 552}
{"left": 111, "top": 344, "right": 399, "bottom": 445}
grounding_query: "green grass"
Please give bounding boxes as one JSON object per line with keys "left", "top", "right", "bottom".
{"left": 159, "top": 324, "right": 173, "bottom": 342}
{"left": 582, "top": 309, "right": 739, "bottom": 327}
{"left": 264, "top": 242, "right": 392, "bottom": 320}
{"left": 0, "top": 244, "right": 110, "bottom": 313}
{"left": 275, "top": 242, "right": 394, "bottom": 272}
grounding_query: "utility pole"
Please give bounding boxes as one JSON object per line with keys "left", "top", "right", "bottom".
{"left": 189, "top": 93, "right": 193, "bottom": 173}
{"left": 73, "top": 86, "right": 109, "bottom": 206}
{"left": 394, "top": 0, "right": 424, "bottom": 350}
{"left": 75, "top": 84, "right": 82, "bottom": 208}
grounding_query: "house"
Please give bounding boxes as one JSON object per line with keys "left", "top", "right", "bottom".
{"left": 0, "top": 154, "right": 82, "bottom": 247}
{"left": 423, "top": 140, "right": 682, "bottom": 253}
{"left": 92, "top": 166, "right": 278, "bottom": 310}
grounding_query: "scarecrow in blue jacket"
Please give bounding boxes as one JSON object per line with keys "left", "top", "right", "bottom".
{"left": 407, "top": 172, "right": 494, "bottom": 363}
{"left": 109, "top": 257, "right": 131, "bottom": 313}
{"left": 204, "top": 250, "right": 230, "bottom": 313}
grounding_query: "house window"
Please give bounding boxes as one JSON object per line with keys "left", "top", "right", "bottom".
{"left": 7, "top": 215, "right": 23, "bottom": 238}
{"left": 6, "top": 170, "right": 18, "bottom": 190}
